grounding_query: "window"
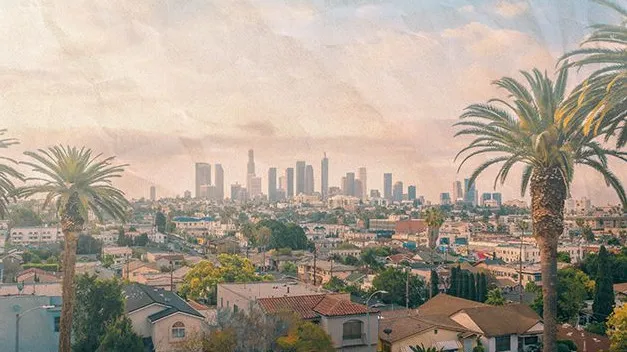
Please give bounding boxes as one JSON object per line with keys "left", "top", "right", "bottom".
{"left": 495, "top": 335, "right": 510, "bottom": 352}
{"left": 233, "top": 304, "right": 238, "bottom": 313}
{"left": 342, "top": 320, "right": 363, "bottom": 340}
{"left": 171, "top": 321, "right": 186, "bottom": 338}
{"left": 53, "top": 317, "right": 60, "bottom": 332}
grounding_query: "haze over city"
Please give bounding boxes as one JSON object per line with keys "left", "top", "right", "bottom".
{"left": 2, "top": 0, "right": 624, "bottom": 203}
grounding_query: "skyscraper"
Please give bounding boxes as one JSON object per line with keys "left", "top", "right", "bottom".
{"left": 440, "top": 193, "right": 451, "bottom": 205}
{"left": 354, "top": 179, "right": 363, "bottom": 199}
{"left": 214, "top": 164, "right": 224, "bottom": 201}
{"left": 247, "top": 149, "right": 255, "bottom": 175}
{"left": 358, "top": 167, "right": 367, "bottom": 199}
{"left": 268, "top": 167, "right": 277, "bottom": 202}
{"left": 481, "top": 192, "right": 492, "bottom": 206}
{"left": 305, "top": 165, "right": 314, "bottom": 195}
{"left": 464, "top": 178, "right": 477, "bottom": 206}
{"left": 392, "top": 181, "right": 403, "bottom": 202}
{"left": 195, "top": 163, "right": 211, "bottom": 198}
{"left": 249, "top": 176, "right": 262, "bottom": 198}
{"left": 295, "top": 161, "right": 306, "bottom": 195}
{"left": 383, "top": 173, "right": 393, "bottom": 200}
{"left": 286, "top": 167, "right": 294, "bottom": 198}
{"left": 407, "top": 185, "right": 416, "bottom": 200}
{"left": 345, "top": 172, "right": 355, "bottom": 196}
{"left": 230, "top": 183, "right": 242, "bottom": 201}
{"left": 452, "top": 181, "right": 464, "bottom": 202}
{"left": 150, "top": 185, "right": 156, "bottom": 201}
{"left": 492, "top": 192, "right": 502, "bottom": 206}
{"left": 321, "top": 153, "right": 329, "bottom": 199}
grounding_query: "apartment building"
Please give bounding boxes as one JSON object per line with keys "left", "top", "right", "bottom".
{"left": 9, "top": 226, "right": 62, "bottom": 246}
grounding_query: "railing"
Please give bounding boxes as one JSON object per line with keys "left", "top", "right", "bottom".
{"left": 342, "top": 333, "right": 368, "bottom": 347}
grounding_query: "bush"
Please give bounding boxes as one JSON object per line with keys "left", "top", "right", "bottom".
{"left": 23, "top": 263, "right": 59, "bottom": 272}
{"left": 557, "top": 339, "right": 577, "bottom": 351}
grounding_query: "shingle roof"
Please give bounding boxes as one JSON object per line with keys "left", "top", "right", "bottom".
{"left": 456, "top": 304, "right": 541, "bottom": 336}
{"left": 378, "top": 313, "right": 471, "bottom": 343}
{"left": 123, "top": 283, "right": 203, "bottom": 321}
{"left": 416, "top": 293, "right": 488, "bottom": 316}
{"left": 257, "top": 293, "right": 372, "bottom": 319}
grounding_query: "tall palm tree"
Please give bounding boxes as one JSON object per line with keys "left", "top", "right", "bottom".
{"left": 454, "top": 67, "right": 626, "bottom": 352}
{"left": 0, "top": 129, "right": 23, "bottom": 218}
{"left": 18, "top": 146, "right": 130, "bottom": 352}
{"left": 559, "top": 0, "right": 626, "bottom": 147}
{"left": 423, "top": 207, "right": 445, "bottom": 251}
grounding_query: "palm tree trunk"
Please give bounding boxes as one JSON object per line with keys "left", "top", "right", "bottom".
{"left": 59, "top": 231, "right": 78, "bottom": 352}
{"left": 531, "top": 167, "right": 566, "bottom": 352}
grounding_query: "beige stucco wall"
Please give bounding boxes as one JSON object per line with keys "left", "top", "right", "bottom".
{"left": 450, "top": 312, "right": 483, "bottom": 334}
{"left": 391, "top": 329, "right": 464, "bottom": 352}
{"left": 216, "top": 285, "right": 254, "bottom": 313}
{"left": 320, "top": 313, "right": 378, "bottom": 352}
{"left": 150, "top": 312, "right": 204, "bottom": 352}
{"left": 129, "top": 304, "right": 167, "bottom": 337}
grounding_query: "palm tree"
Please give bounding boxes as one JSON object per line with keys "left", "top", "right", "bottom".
{"left": 454, "top": 66, "right": 626, "bottom": 352}
{"left": 409, "top": 344, "right": 443, "bottom": 352}
{"left": 18, "top": 146, "right": 130, "bottom": 352}
{"left": 0, "top": 129, "right": 23, "bottom": 218}
{"left": 559, "top": 0, "right": 626, "bottom": 147}
{"left": 423, "top": 207, "right": 445, "bottom": 251}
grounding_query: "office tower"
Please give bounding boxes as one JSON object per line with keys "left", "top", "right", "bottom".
{"left": 440, "top": 193, "right": 451, "bottom": 205}
{"left": 286, "top": 168, "right": 294, "bottom": 197}
{"left": 279, "top": 175, "right": 286, "bottom": 192}
{"left": 370, "top": 189, "right": 381, "bottom": 198}
{"left": 195, "top": 163, "right": 211, "bottom": 198}
{"left": 207, "top": 186, "right": 220, "bottom": 201}
{"left": 383, "top": 173, "right": 393, "bottom": 200}
{"left": 452, "top": 181, "right": 463, "bottom": 202}
{"left": 464, "top": 178, "right": 477, "bottom": 206}
{"left": 214, "top": 164, "right": 224, "bottom": 201}
{"left": 249, "top": 176, "right": 262, "bottom": 198}
{"left": 247, "top": 149, "right": 255, "bottom": 175}
{"left": 230, "top": 183, "right": 242, "bottom": 201}
{"left": 358, "top": 167, "right": 367, "bottom": 199}
{"left": 341, "top": 177, "right": 347, "bottom": 194}
{"left": 150, "top": 185, "right": 156, "bottom": 201}
{"left": 183, "top": 190, "right": 191, "bottom": 199}
{"left": 407, "top": 185, "right": 416, "bottom": 200}
{"left": 392, "top": 181, "right": 403, "bottom": 202}
{"left": 481, "top": 193, "right": 492, "bottom": 206}
{"left": 354, "top": 179, "right": 363, "bottom": 199}
{"left": 329, "top": 186, "right": 342, "bottom": 197}
{"left": 295, "top": 161, "right": 306, "bottom": 195}
{"left": 345, "top": 172, "right": 355, "bottom": 196}
{"left": 268, "top": 168, "right": 277, "bottom": 202}
{"left": 321, "top": 153, "right": 329, "bottom": 199}
{"left": 492, "top": 193, "right": 502, "bottom": 206}
{"left": 305, "top": 165, "right": 314, "bottom": 195}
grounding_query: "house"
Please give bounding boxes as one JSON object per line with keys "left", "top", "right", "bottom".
{"left": 556, "top": 324, "right": 610, "bottom": 352}
{"left": 145, "top": 251, "right": 185, "bottom": 266}
{"left": 206, "top": 237, "right": 240, "bottom": 254}
{"left": 102, "top": 246, "right": 132, "bottom": 265}
{"left": 614, "top": 282, "right": 627, "bottom": 301}
{"left": 297, "top": 259, "right": 358, "bottom": 285}
{"left": 9, "top": 226, "right": 62, "bottom": 246}
{"left": 123, "top": 260, "right": 160, "bottom": 281}
{"left": 257, "top": 293, "right": 379, "bottom": 352}
{"left": 123, "top": 283, "right": 206, "bottom": 352}
{"left": 0, "top": 295, "right": 61, "bottom": 352}
{"left": 16, "top": 268, "right": 62, "bottom": 284}
{"left": 216, "top": 281, "right": 322, "bottom": 313}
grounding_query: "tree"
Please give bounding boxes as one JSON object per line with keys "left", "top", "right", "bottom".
{"left": 96, "top": 316, "right": 144, "bottom": 352}
{"left": 460, "top": 270, "right": 468, "bottom": 299}
{"left": 606, "top": 305, "right": 627, "bottom": 352}
{"left": 468, "top": 273, "right": 477, "bottom": 301}
{"left": 423, "top": 207, "right": 445, "bottom": 251}
{"left": 323, "top": 276, "right": 348, "bottom": 293}
{"left": 8, "top": 206, "right": 42, "bottom": 227}
{"left": 276, "top": 321, "right": 335, "bottom": 352}
{"left": 155, "top": 211, "right": 167, "bottom": 233}
{"left": 73, "top": 275, "right": 124, "bottom": 352}
{"left": 133, "top": 233, "right": 149, "bottom": 247}
{"left": 281, "top": 262, "right": 297, "bottom": 275}
{"left": 76, "top": 235, "right": 103, "bottom": 255}
{"left": 0, "top": 129, "right": 23, "bottom": 219}
{"left": 485, "top": 289, "right": 505, "bottom": 306}
{"left": 557, "top": 251, "right": 572, "bottom": 263}
{"left": 372, "top": 267, "right": 424, "bottom": 308}
{"left": 255, "top": 220, "right": 308, "bottom": 250}
{"left": 19, "top": 146, "right": 130, "bottom": 352}
{"left": 454, "top": 66, "right": 626, "bottom": 352}
{"left": 409, "top": 344, "right": 443, "bottom": 352}
{"left": 477, "top": 273, "right": 488, "bottom": 303}
{"left": 560, "top": 0, "right": 627, "bottom": 149}
{"left": 593, "top": 246, "right": 615, "bottom": 322}
{"left": 448, "top": 266, "right": 460, "bottom": 296}
{"left": 583, "top": 226, "right": 595, "bottom": 243}
{"left": 430, "top": 270, "right": 439, "bottom": 298}
{"left": 530, "top": 268, "right": 592, "bottom": 323}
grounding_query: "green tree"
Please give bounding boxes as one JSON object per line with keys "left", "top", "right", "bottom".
{"left": 469, "top": 273, "right": 477, "bottom": 301}
{"left": 423, "top": 207, "right": 445, "bottom": 251}
{"left": 583, "top": 226, "right": 595, "bottom": 243}
{"left": 73, "top": 275, "right": 124, "bottom": 352}
{"left": 409, "top": 344, "right": 443, "bottom": 352}
{"left": 281, "top": 262, "right": 297, "bottom": 275}
{"left": 430, "top": 270, "right": 439, "bottom": 298}
{"left": 530, "top": 268, "right": 592, "bottom": 323}
{"left": 372, "top": 267, "right": 424, "bottom": 308}
{"left": 0, "top": 129, "right": 23, "bottom": 219}
{"left": 460, "top": 270, "right": 468, "bottom": 299}
{"left": 593, "top": 246, "right": 615, "bottom": 322}
{"left": 485, "top": 289, "right": 505, "bottom": 306}
{"left": 606, "top": 305, "right": 627, "bottom": 352}
{"left": 133, "top": 233, "right": 149, "bottom": 247}
{"left": 477, "top": 273, "right": 488, "bottom": 303}
{"left": 557, "top": 251, "right": 572, "bottom": 263}
{"left": 8, "top": 206, "right": 42, "bottom": 227}
{"left": 19, "top": 146, "right": 130, "bottom": 352}
{"left": 448, "top": 266, "right": 460, "bottom": 297}
{"left": 276, "top": 321, "right": 335, "bottom": 352}
{"left": 76, "top": 235, "right": 102, "bottom": 255}
{"left": 323, "top": 276, "right": 348, "bottom": 293}
{"left": 454, "top": 66, "right": 627, "bottom": 352}
{"left": 155, "top": 211, "right": 167, "bottom": 233}
{"left": 96, "top": 316, "right": 143, "bottom": 352}
{"left": 255, "top": 220, "right": 308, "bottom": 250}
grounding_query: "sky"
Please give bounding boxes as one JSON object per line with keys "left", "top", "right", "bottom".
{"left": 1, "top": 0, "right": 625, "bottom": 204}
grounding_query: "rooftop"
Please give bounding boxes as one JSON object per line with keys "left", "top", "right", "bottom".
{"left": 123, "top": 283, "right": 203, "bottom": 321}
{"left": 257, "top": 293, "right": 374, "bottom": 319}
{"left": 218, "top": 281, "right": 323, "bottom": 301}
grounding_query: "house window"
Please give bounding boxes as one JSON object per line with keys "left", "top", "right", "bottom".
{"left": 53, "top": 317, "right": 60, "bottom": 332}
{"left": 171, "top": 321, "right": 186, "bottom": 338}
{"left": 342, "top": 320, "right": 363, "bottom": 340}
{"left": 495, "top": 335, "right": 511, "bottom": 352}
{"left": 518, "top": 335, "right": 539, "bottom": 350}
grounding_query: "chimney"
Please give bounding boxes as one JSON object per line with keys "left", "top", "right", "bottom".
{"left": 287, "top": 286, "right": 290, "bottom": 294}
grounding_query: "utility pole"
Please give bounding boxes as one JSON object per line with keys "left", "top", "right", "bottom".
{"left": 170, "top": 260, "right": 174, "bottom": 292}
{"left": 518, "top": 220, "right": 528, "bottom": 304}
{"left": 405, "top": 266, "right": 409, "bottom": 310}
{"left": 312, "top": 246, "right": 317, "bottom": 286}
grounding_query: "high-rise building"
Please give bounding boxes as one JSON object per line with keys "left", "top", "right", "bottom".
{"left": 392, "top": 181, "right": 403, "bottom": 202}
{"left": 383, "top": 173, "right": 393, "bottom": 200}
{"left": 286, "top": 168, "right": 295, "bottom": 198}
{"left": 358, "top": 167, "right": 367, "bottom": 199}
{"left": 214, "top": 164, "right": 224, "bottom": 201}
{"left": 440, "top": 193, "right": 451, "bottom": 205}
{"left": 354, "top": 179, "right": 363, "bottom": 199}
{"left": 150, "top": 185, "right": 156, "bottom": 201}
{"left": 295, "top": 161, "right": 306, "bottom": 195}
{"left": 464, "top": 178, "right": 477, "bottom": 206}
{"left": 452, "top": 181, "right": 463, "bottom": 202}
{"left": 230, "top": 183, "right": 242, "bottom": 201}
{"left": 305, "top": 165, "right": 314, "bottom": 195}
{"left": 492, "top": 193, "right": 502, "bottom": 206}
{"left": 345, "top": 172, "right": 355, "bottom": 196}
{"left": 279, "top": 175, "right": 286, "bottom": 192}
{"left": 481, "top": 192, "right": 492, "bottom": 206}
{"left": 249, "top": 176, "right": 262, "bottom": 198}
{"left": 247, "top": 149, "right": 255, "bottom": 175}
{"left": 195, "top": 163, "right": 211, "bottom": 198}
{"left": 370, "top": 189, "right": 381, "bottom": 198}
{"left": 321, "top": 153, "right": 329, "bottom": 199}
{"left": 268, "top": 168, "right": 277, "bottom": 202}
{"left": 407, "top": 185, "right": 416, "bottom": 200}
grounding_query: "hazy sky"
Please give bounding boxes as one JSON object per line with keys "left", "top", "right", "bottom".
{"left": 1, "top": 0, "right": 625, "bottom": 204}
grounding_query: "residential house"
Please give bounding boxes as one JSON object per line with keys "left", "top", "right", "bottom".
{"left": 123, "top": 260, "right": 160, "bottom": 281}
{"left": 0, "top": 295, "right": 61, "bottom": 352}
{"left": 297, "top": 259, "right": 358, "bottom": 285}
{"left": 124, "top": 283, "right": 206, "bottom": 352}
{"left": 556, "top": 324, "right": 610, "bottom": 352}
{"left": 9, "top": 226, "right": 62, "bottom": 246}
{"left": 16, "top": 268, "right": 61, "bottom": 284}
{"left": 102, "top": 246, "right": 132, "bottom": 265}
{"left": 216, "top": 281, "right": 322, "bottom": 313}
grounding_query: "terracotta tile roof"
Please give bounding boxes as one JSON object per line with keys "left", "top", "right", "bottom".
{"left": 416, "top": 293, "right": 488, "bottom": 316}
{"left": 455, "top": 304, "right": 541, "bottom": 337}
{"left": 613, "top": 282, "right": 627, "bottom": 294}
{"left": 395, "top": 220, "right": 427, "bottom": 234}
{"left": 557, "top": 324, "right": 610, "bottom": 352}
{"left": 257, "top": 293, "right": 372, "bottom": 319}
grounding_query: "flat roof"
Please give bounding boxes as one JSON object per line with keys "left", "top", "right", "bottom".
{"left": 218, "top": 281, "right": 323, "bottom": 301}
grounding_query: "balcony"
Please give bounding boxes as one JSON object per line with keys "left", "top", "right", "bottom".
{"left": 342, "top": 333, "right": 368, "bottom": 347}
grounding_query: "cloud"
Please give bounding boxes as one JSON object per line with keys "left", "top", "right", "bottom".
{"left": 458, "top": 5, "right": 475, "bottom": 14}
{"left": 494, "top": 1, "right": 529, "bottom": 18}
